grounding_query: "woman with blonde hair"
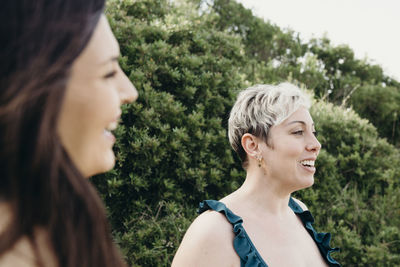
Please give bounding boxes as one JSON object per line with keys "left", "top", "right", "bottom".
{"left": 173, "top": 83, "right": 340, "bottom": 266}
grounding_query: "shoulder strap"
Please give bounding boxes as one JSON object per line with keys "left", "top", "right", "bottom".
{"left": 198, "top": 200, "right": 243, "bottom": 226}
{"left": 288, "top": 197, "right": 304, "bottom": 213}
{"left": 198, "top": 200, "right": 268, "bottom": 267}
{"left": 287, "top": 198, "right": 341, "bottom": 267}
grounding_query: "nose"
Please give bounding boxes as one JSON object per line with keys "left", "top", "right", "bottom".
{"left": 306, "top": 133, "right": 321, "bottom": 155}
{"left": 118, "top": 68, "right": 138, "bottom": 104}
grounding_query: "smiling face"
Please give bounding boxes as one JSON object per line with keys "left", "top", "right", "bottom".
{"left": 259, "top": 107, "right": 321, "bottom": 192}
{"left": 57, "top": 15, "right": 138, "bottom": 177}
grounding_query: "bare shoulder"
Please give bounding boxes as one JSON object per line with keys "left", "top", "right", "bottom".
{"left": 172, "top": 209, "right": 238, "bottom": 267}
{"left": 0, "top": 203, "right": 36, "bottom": 267}
{"left": 291, "top": 197, "right": 309, "bottom": 211}
{"left": 0, "top": 237, "right": 37, "bottom": 267}
{"left": 0, "top": 203, "right": 57, "bottom": 267}
{"left": 0, "top": 229, "right": 57, "bottom": 267}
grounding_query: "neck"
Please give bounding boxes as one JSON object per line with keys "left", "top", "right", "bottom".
{"left": 232, "top": 167, "right": 293, "bottom": 216}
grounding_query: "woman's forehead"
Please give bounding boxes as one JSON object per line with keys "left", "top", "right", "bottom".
{"left": 282, "top": 108, "right": 314, "bottom": 127}
{"left": 77, "top": 15, "right": 120, "bottom": 67}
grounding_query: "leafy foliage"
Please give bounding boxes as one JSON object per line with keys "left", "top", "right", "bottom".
{"left": 206, "top": 0, "right": 400, "bottom": 144}
{"left": 94, "top": 0, "right": 246, "bottom": 265}
{"left": 92, "top": 0, "right": 400, "bottom": 266}
{"left": 350, "top": 85, "right": 400, "bottom": 145}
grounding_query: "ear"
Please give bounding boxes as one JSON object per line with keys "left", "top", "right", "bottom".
{"left": 241, "top": 133, "right": 261, "bottom": 160}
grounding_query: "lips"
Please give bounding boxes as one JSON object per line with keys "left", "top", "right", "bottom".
{"left": 105, "top": 120, "right": 118, "bottom": 131}
{"left": 299, "top": 159, "right": 315, "bottom": 167}
{"left": 103, "top": 112, "right": 121, "bottom": 143}
{"left": 299, "top": 158, "right": 316, "bottom": 173}
{"left": 103, "top": 129, "right": 116, "bottom": 143}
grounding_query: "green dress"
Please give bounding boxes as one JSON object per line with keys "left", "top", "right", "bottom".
{"left": 198, "top": 197, "right": 341, "bottom": 267}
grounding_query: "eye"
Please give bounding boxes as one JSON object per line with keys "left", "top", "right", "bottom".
{"left": 103, "top": 70, "right": 117, "bottom": 79}
{"left": 313, "top": 131, "right": 318, "bottom": 137}
{"left": 292, "top": 130, "right": 304, "bottom": 135}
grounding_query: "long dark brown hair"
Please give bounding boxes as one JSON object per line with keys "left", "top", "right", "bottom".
{"left": 0, "top": 1, "right": 127, "bottom": 266}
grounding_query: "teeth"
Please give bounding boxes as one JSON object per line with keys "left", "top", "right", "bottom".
{"left": 300, "top": 160, "right": 315, "bottom": 166}
{"left": 106, "top": 121, "right": 118, "bottom": 131}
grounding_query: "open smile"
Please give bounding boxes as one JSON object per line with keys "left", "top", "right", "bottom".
{"left": 299, "top": 160, "right": 316, "bottom": 173}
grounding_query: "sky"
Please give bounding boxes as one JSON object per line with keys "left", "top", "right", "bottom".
{"left": 236, "top": 0, "right": 400, "bottom": 81}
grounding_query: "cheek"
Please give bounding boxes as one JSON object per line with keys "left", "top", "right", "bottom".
{"left": 275, "top": 141, "right": 303, "bottom": 159}
{"left": 75, "top": 92, "right": 119, "bottom": 176}
{"left": 58, "top": 82, "right": 120, "bottom": 177}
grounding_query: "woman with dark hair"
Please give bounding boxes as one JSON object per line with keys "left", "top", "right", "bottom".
{"left": 0, "top": 1, "right": 137, "bottom": 266}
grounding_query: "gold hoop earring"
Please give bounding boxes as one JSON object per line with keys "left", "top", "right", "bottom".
{"left": 257, "top": 156, "right": 262, "bottom": 167}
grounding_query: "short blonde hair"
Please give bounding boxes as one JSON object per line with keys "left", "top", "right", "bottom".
{"left": 228, "top": 83, "right": 311, "bottom": 167}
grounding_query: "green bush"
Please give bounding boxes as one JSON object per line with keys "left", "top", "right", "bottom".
{"left": 94, "top": 0, "right": 246, "bottom": 265}
{"left": 208, "top": 0, "right": 400, "bottom": 146}
{"left": 91, "top": 0, "right": 400, "bottom": 266}
{"left": 350, "top": 85, "right": 400, "bottom": 145}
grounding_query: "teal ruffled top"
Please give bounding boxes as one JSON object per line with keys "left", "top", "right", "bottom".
{"left": 198, "top": 198, "right": 341, "bottom": 267}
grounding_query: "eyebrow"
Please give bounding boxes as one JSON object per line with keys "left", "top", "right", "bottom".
{"left": 286, "top": 120, "right": 315, "bottom": 127}
{"left": 100, "top": 55, "right": 119, "bottom": 65}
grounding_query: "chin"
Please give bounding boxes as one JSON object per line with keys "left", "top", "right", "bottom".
{"left": 293, "top": 176, "right": 314, "bottom": 191}
{"left": 100, "top": 150, "right": 116, "bottom": 172}
{"left": 86, "top": 150, "right": 116, "bottom": 178}
{"left": 301, "top": 176, "right": 314, "bottom": 189}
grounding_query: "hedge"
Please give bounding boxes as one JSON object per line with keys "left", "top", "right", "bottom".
{"left": 92, "top": 1, "right": 400, "bottom": 266}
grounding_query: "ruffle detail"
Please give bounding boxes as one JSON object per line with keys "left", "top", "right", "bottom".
{"left": 289, "top": 199, "right": 341, "bottom": 267}
{"left": 233, "top": 222, "right": 268, "bottom": 266}
{"left": 199, "top": 200, "right": 267, "bottom": 266}
{"left": 198, "top": 200, "right": 242, "bottom": 225}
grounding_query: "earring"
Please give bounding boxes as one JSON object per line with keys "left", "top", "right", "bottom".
{"left": 257, "top": 156, "right": 262, "bottom": 167}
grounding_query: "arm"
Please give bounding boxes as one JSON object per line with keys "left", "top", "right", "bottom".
{"left": 172, "top": 210, "right": 239, "bottom": 267}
